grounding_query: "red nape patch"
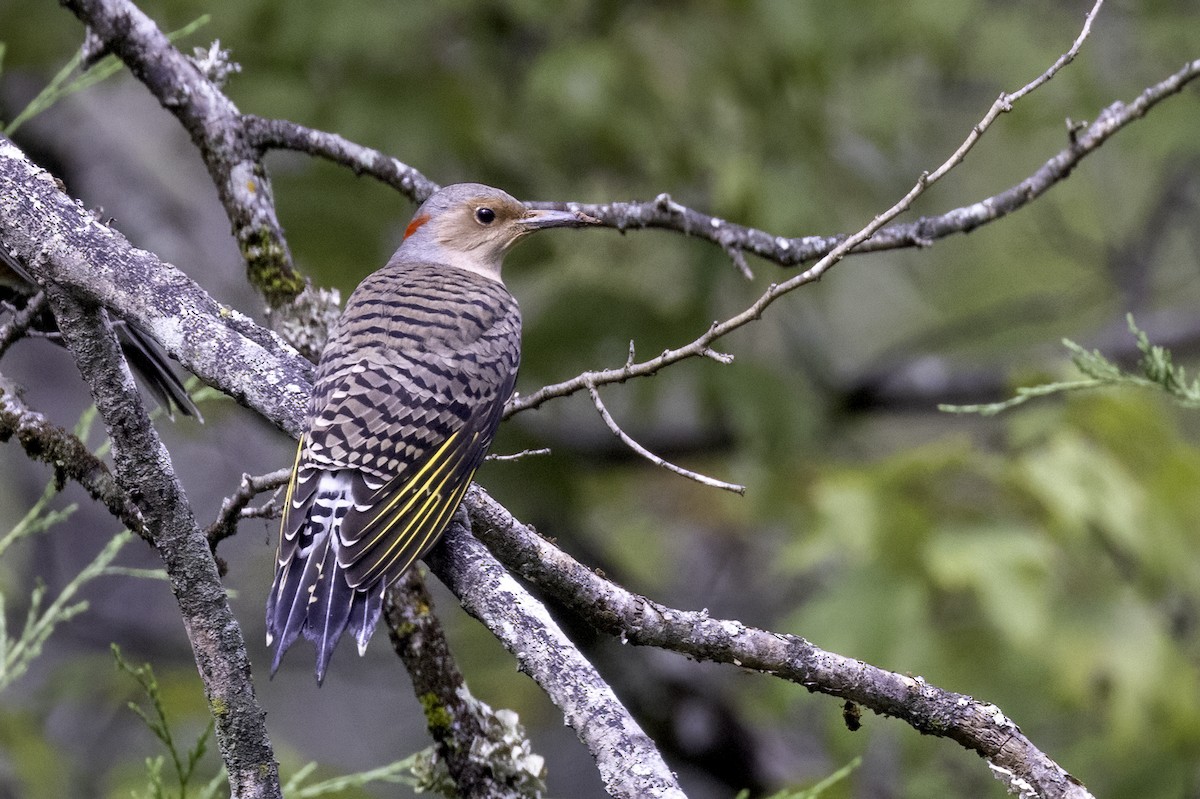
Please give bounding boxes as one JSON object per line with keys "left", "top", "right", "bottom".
{"left": 403, "top": 213, "right": 431, "bottom": 240}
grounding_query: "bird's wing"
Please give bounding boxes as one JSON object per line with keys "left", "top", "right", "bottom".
{"left": 278, "top": 268, "right": 520, "bottom": 586}
{"left": 268, "top": 267, "right": 519, "bottom": 679}
{"left": 337, "top": 382, "right": 508, "bottom": 587}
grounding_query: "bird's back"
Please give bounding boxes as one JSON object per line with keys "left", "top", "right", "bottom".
{"left": 268, "top": 261, "right": 520, "bottom": 681}
{"left": 306, "top": 262, "right": 521, "bottom": 481}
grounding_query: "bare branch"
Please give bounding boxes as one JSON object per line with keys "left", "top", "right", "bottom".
{"left": 45, "top": 288, "right": 280, "bottom": 799}
{"left": 510, "top": 55, "right": 1200, "bottom": 417}
{"left": 485, "top": 448, "right": 552, "bottom": 462}
{"left": 587, "top": 384, "right": 745, "bottom": 495}
{"left": 0, "top": 371, "right": 143, "bottom": 535}
{"left": 1006, "top": 0, "right": 1104, "bottom": 105}
{"left": 205, "top": 467, "right": 291, "bottom": 549}
{"left": 242, "top": 115, "right": 439, "bottom": 204}
{"left": 425, "top": 518, "right": 688, "bottom": 799}
{"left": 386, "top": 568, "right": 543, "bottom": 799}
{"left": 917, "top": 0, "right": 1104, "bottom": 191}
{"left": 0, "top": 291, "right": 47, "bottom": 357}
{"left": 60, "top": 0, "right": 305, "bottom": 308}
{"left": 465, "top": 485, "right": 1095, "bottom": 799}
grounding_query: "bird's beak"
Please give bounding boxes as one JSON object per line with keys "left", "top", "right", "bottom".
{"left": 518, "top": 208, "right": 601, "bottom": 230}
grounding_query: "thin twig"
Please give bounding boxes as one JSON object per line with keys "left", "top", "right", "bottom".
{"left": 512, "top": 59, "right": 1200, "bottom": 421}
{"left": 1008, "top": 0, "right": 1104, "bottom": 104}
{"left": 485, "top": 448, "right": 552, "bottom": 462}
{"left": 240, "top": 499, "right": 283, "bottom": 521}
{"left": 587, "top": 383, "right": 746, "bottom": 495}
{"left": 205, "top": 467, "right": 291, "bottom": 548}
{"left": 920, "top": 1, "right": 1105, "bottom": 189}
{"left": 0, "top": 291, "right": 48, "bottom": 357}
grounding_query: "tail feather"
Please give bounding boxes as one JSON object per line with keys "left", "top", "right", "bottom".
{"left": 351, "top": 582, "right": 385, "bottom": 655}
{"left": 308, "top": 538, "right": 355, "bottom": 684}
{"left": 266, "top": 471, "right": 385, "bottom": 683}
{"left": 266, "top": 554, "right": 305, "bottom": 674}
{"left": 116, "top": 324, "right": 202, "bottom": 420}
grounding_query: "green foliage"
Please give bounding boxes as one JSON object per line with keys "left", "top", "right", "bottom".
{"left": 775, "top": 390, "right": 1200, "bottom": 797}
{"left": 1, "top": 15, "right": 210, "bottom": 135}
{"left": 113, "top": 645, "right": 214, "bottom": 799}
{"left": 0, "top": 481, "right": 132, "bottom": 692}
{"left": 734, "top": 756, "right": 860, "bottom": 799}
{"left": 281, "top": 758, "right": 420, "bottom": 798}
{"left": 114, "top": 644, "right": 423, "bottom": 798}
{"left": 942, "top": 315, "right": 1200, "bottom": 416}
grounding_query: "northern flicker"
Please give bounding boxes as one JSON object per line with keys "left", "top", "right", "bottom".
{"left": 267, "top": 183, "right": 595, "bottom": 682}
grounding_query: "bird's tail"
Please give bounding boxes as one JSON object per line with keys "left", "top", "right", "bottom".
{"left": 266, "top": 474, "right": 384, "bottom": 683}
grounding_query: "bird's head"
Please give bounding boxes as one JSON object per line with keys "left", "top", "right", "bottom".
{"left": 393, "top": 183, "right": 598, "bottom": 281}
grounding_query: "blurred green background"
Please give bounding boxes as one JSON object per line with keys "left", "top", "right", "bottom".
{"left": 1, "top": 0, "right": 1199, "bottom": 797}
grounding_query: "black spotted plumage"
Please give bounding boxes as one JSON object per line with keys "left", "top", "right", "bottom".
{"left": 266, "top": 182, "right": 593, "bottom": 683}
{"left": 267, "top": 261, "right": 520, "bottom": 682}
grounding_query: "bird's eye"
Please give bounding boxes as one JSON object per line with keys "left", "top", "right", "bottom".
{"left": 475, "top": 207, "right": 497, "bottom": 225}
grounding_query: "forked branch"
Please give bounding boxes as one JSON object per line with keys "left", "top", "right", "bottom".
{"left": 510, "top": 52, "right": 1200, "bottom": 418}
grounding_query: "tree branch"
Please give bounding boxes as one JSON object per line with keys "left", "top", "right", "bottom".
{"left": 386, "top": 568, "right": 543, "bottom": 799}
{"left": 587, "top": 383, "right": 745, "bottom": 494}
{"left": 242, "top": 114, "right": 439, "bottom": 204}
{"left": 464, "top": 485, "right": 1093, "bottom": 799}
{"left": 45, "top": 288, "right": 280, "bottom": 799}
{"left": 57, "top": 0, "right": 347, "bottom": 361}
{"left": 0, "top": 371, "right": 144, "bottom": 535}
{"left": 424, "top": 519, "right": 688, "bottom": 799}
{"left": 509, "top": 55, "right": 1200, "bottom": 416}
{"left": 0, "top": 291, "right": 47, "bottom": 357}
{"left": 59, "top": 0, "right": 303, "bottom": 306}
{"left": 205, "top": 467, "right": 290, "bottom": 550}
{"left": 0, "top": 130, "right": 567, "bottom": 794}
{"left": 8, "top": 119, "right": 1089, "bottom": 794}
{"left": 5, "top": 1, "right": 1189, "bottom": 788}
{"left": 0, "top": 134, "right": 311, "bottom": 438}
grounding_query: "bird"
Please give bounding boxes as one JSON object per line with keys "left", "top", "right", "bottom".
{"left": 0, "top": 249, "right": 200, "bottom": 419}
{"left": 266, "top": 183, "right": 597, "bottom": 682}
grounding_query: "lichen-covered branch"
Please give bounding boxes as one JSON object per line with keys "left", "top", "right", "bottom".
{"left": 45, "top": 288, "right": 280, "bottom": 799}
{"left": 464, "top": 485, "right": 1094, "bottom": 799}
{"left": 0, "top": 372, "right": 143, "bottom": 535}
{"left": 385, "top": 568, "right": 543, "bottom": 799}
{"left": 56, "top": 0, "right": 348, "bottom": 360}
{"left": 59, "top": 0, "right": 304, "bottom": 308}
{"left": 0, "top": 134, "right": 311, "bottom": 438}
{"left": 424, "top": 520, "right": 688, "bottom": 799}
